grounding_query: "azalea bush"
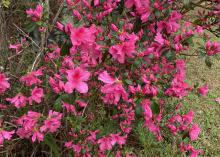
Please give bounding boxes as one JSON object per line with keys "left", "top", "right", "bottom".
{"left": 0, "top": 0, "right": 220, "bottom": 156}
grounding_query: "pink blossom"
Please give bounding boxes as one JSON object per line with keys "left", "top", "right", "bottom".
{"left": 109, "top": 41, "right": 136, "bottom": 64}
{"left": 26, "top": 4, "right": 43, "bottom": 21}
{"left": 64, "top": 67, "right": 90, "bottom": 94}
{"left": 70, "top": 26, "right": 96, "bottom": 46}
{"left": 72, "top": 144, "right": 82, "bottom": 153}
{"left": 29, "top": 87, "right": 44, "bottom": 105}
{"left": 6, "top": 94, "right": 27, "bottom": 108}
{"left": 110, "top": 133, "right": 126, "bottom": 146}
{"left": 16, "top": 111, "right": 43, "bottom": 142}
{"left": 97, "top": 137, "right": 113, "bottom": 151}
{"left": 155, "top": 32, "right": 165, "bottom": 45}
{"left": 141, "top": 99, "right": 152, "bottom": 120}
{"left": 189, "top": 124, "right": 200, "bottom": 141}
{"left": 62, "top": 102, "right": 77, "bottom": 115}
{"left": 66, "top": 0, "right": 74, "bottom": 6}
{"left": 46, "top": 47, "right": 61, "bottom": 61}
{"left": 94, "top": 0, "right": 99, "bottom": 6}
{"left": 40, "top": 110, "right": 62, "bottom": 133}
{"left": 9, "top": 44, "right": 22, "bottom": 53}
{"left": 20, "top": 69, "right": 43, "bottom": 86}
{"left": 183, "top": 110, "right": 194, "bottom": 124}
{"left": 198, "top": 84, "right": 209, "bottom": 96}
{"left": 72, "top": 9, "right": 81, "bottom": 20}
{"left": 98, "top": 71, "right": 116, "bottom": 84}
{"left": 0, "top": 129, "right": 15, "bottom": 145}
{"left": 0, "top": 73, "right": 10, "bottom": 94}
{"left": 165, "top": 60, "right": 190, "bottom": 98}
{"left": 76, "top": 100, "right": 87, "bottom": 107}
{"left": 49, "top": 76, "right": 65, "bottom": 94}
{"left": 101, "top": 83, "right": 128, "bottom": 105}
{"left": 32, "top": 130, "right": 44, "bottom": 142}
{"left": 205, "top": 41, "right": 220, "bottom": 56}
{"left": 215, "top": 97, "right": 220, "bottom": 103}
{"left": 56, "top": 21, "right": 64, "bottom": 31}
{"left": 190, "top": 149, "right": 203, "bottom": 157}
{"left": 80, "top": 43, "right": 102, "bottom": 67}
{"left": 125, "top": 0, "right": 151, "bottom": 23}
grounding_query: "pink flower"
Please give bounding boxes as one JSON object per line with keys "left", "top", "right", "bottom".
{"left": 6, "top": 94, "right": 27, "bottom": 108}
{"left": 70, "top": 26, "right": 96, "bottom": 46}
{"left": 198, "top": 84, "right": 209, "bottom": 96}
{"left": 32, "top": 130, "right": 44, "bottom": 142}
{"left": 141, "top": 99, "right": 152, "bottom": 120}
{"left": 97, "top": 137, "right": 113, "bottom": 151}
{"left": 0, "top": 129, "right": 15, "bottom": 145}
{"left": 26, "top": 4, "right": 43, "bottom": 21}
{"left": 72, "top": 9, "right": 81, "bottom": 20}
{"left": 189, "top": 124, "right": 200, "bottom": 141}
{"left": 183, "top": 110, "right": 194, "bottom": 124}
{"left": 165, "top": 60, "right": 190, "bottom": 99}
{"left": 98, "top": 71, "right": 115, "bottom": 84}
{"left": 49, "top": 76, "right": 65, "bottom": 94}
{"left": 76, "top": 100, "right": 87, "bottom": 107}
{"left": 215, "top": 97, "right": 220, "bottom": 103}
{"left": 56, "top": 22, "right": 64, "bottom": 31}
{"left": 98, "top": 71, "right": 128, "bottom": 105}
{"left": 9, "top": 44, "right": 22, "bottom": 54}
{"left": 20, "top": 69, "right": 43, "bottom": 86}
{"left": 62, "top": 102, "right": 77, "bottom": 115}
{"left": 64, "top": 67, "right": 90, "bottom": 94}
{"left": 29, "top": 87, "right": 44, "bottom": 105}
{"left": 80, "top": 43, "right": 102, "bottom": 67}
{"left": 109, "top": 33, "right": 138, "bottom": 64}
{"left": 190, "top": 149, "right": 203, "bottom": 157}
{"left": 109, "top": 41, "right": 136, "bottom": 64}
{"left": 46, "top": 47, "right": 61, "bottom": 61}
{"left": 110, "top": 133, "right": 126, "bottom": 146}
{"left": 94, "top": 0, "right": 99, "bottom": 6}
{"left": 72, "top": 144, "right": 82, "bottom": 153}
{"left": 155, "top": 32, "right": 165, "bottom": 45}
{"left": 66, "top": 0, "right": 74, "bottom": 6}
{"left": 205, "top": 41, "right": 220, "bottom": 56}
{"left": 16, "top": 111, "right": 43, "bottom": 142}
{"left": 125, "top": 0, "right": 135, "bottom": 8}
{"left": 40, "top": 110, "right": 62, "bottom": 133}
{"left": 0, "top": 73, "right": 10, "bottom": 94}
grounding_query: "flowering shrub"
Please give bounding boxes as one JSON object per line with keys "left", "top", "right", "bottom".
{"left": 1, "top": 0, "right": 220, "bottom": 156}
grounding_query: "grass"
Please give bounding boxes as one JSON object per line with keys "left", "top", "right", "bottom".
{"left": 182, "top": 56, "right": 220, "bottom": 156}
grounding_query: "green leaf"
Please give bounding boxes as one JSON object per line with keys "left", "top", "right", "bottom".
{"left": 125, "top": 79, "right": 132, "bottom": 85}
{"left": 183, "top": 36, "right": 194, "bottom": 46}
{"left": 135, "top": 104, "right": 143, "bottom": 116}
{"left": 183, "top": 0, "right": 190, "bottom": 7}
{"left": 43, "top": 134, "right": 60, "bottom": 157}
{"left": 2, "top": 0, "right": 11, "bottom": 8}
{"left": 54, "top": 96, "right": 63, "bottom": 111}
{"left": 151, "top": 102, "right": 160, "bottom": 115}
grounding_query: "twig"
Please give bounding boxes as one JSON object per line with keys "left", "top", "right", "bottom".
{"left": 81, "top": 105, "right": 88, "bottom": 117}
{"left": 31, "top": 52, "right": 42, "bottom": 71}
{"left": 179, "top": 53, "right": 198, "bottom": 56}
{"left": 13, "top": 23, "right": 40, "bottom": 49}
{"left": 45, "top": 0, "right": 65, "bottom": 40}
{"left": 50, "top": 1, "right": 65, "bottom": 32}
{"left": 31, "top": 0, "right": 50, "bottom": 72}
{"left": 191, "top": 2, "right": 213, "bottom": 10}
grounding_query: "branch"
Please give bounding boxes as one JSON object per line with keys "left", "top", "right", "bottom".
{"left": 13, "top": 23, "right": 40, "bottom": 49}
